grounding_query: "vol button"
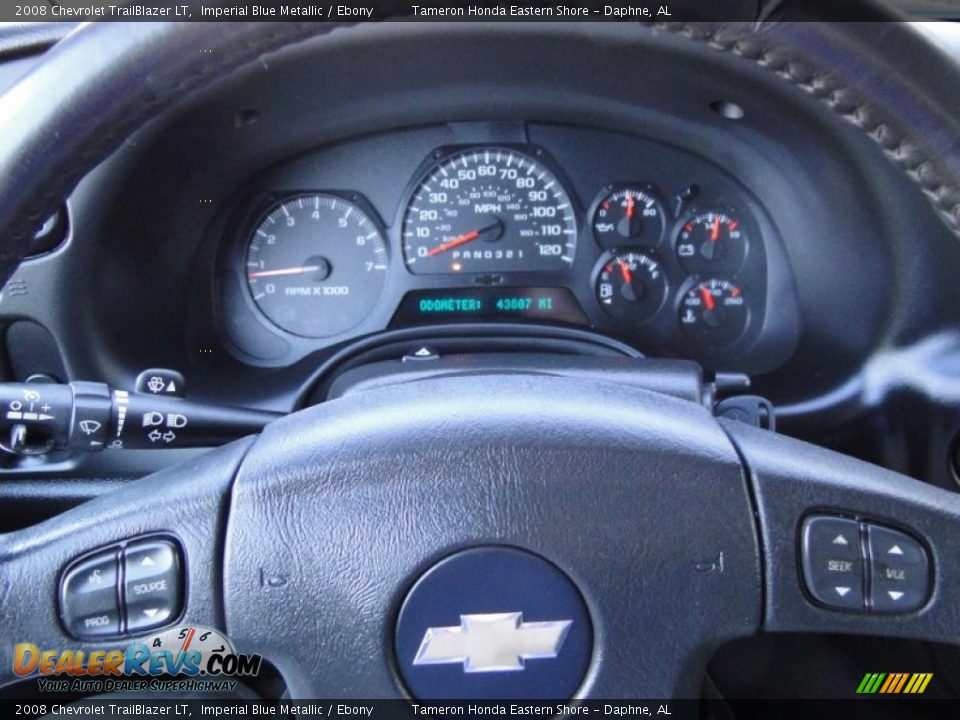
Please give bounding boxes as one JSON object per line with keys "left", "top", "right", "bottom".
{"left": 867, "top": 524, "right": 930, "bottom": 613}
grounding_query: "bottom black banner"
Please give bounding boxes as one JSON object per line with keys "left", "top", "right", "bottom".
{"left": 3, "top": 699, "right": 960, "bottom": 720}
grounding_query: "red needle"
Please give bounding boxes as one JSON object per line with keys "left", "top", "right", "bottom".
{"left": 625, "top": 193, "right": 635, "bottom": 220}
{"left": 710, "top": 216, "right": 721, "bottom": 242}
{"left": 618, "top": 259, "right": 634, "bottom": 284}
{"left": 425, "top": 229, "right": 481, "bottom": 257}
{"left": 700, "top": 286, "right": 716, "bottom": 311}
{"left": 248, "top": 265, "right": 321, "bottom": 279}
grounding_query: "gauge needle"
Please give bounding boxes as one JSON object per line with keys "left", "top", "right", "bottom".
{"left": 625, "top": 193, "right": 635, "bottom": 219}
{"left": 425, "top": 222, "right": 501, "bottom": 257}
{"left": 710, "top": 216, "right": 721, "bottom": 242}
{"left": 248, "top": 265, "right": 322, "bottom": 279}
{"left": 618, "top": 259, "right": 634, "bottom": 284}
{"left": 700, "top": 286, "right": 716, "bottom": 311}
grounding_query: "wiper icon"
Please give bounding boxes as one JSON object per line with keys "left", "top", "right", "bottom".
{"left": 79, "top": 420, "right": 101, "bottom": 435}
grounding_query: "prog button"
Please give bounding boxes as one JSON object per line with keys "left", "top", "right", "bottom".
{"left": 60, "top": 550, "right": 121, "bottom": 639}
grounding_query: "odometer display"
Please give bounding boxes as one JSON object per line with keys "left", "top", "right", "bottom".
{"left": 402, "top": 148, "right": 577, "bottom": 274}
{"left": 391, "top": 287, "right": 588, "bottom": 325}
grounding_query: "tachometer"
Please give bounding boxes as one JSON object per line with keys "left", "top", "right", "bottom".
{"left": 402, "top": 148, "right": 577, "bottom": 274}
{"left": 245, "top": 194, "right": 387, "bottom": 337}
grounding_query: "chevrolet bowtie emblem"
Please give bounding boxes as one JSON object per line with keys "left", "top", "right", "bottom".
{"left": 413, "top": 612, "right": 572, "bottom": 673}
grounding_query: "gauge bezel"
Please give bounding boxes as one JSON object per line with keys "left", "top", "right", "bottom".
{"left": 241, "top": 191, "right": 390, "bottom": 339}
{"left": 589, "top": 184, "right": 671, "bottom": 251}
{"left": 399, "top": 145, "right": 580, "bottom": 276}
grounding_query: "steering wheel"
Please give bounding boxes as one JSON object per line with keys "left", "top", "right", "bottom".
{"left": 2, "top": 9, "right": 960, "bottom": 701}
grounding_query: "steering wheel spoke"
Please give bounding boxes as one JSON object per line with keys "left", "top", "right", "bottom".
{"left": 0, "top": 440, "right": 250, "bottom": 690}
{"left": 725, "top": 420, "right": 960, "bottom": 644}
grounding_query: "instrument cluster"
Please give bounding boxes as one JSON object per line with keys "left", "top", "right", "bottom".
{"left": 220, "top": 125, "right": 798, "bottom": 373}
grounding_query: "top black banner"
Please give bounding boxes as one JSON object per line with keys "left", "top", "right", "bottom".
{"left": 5, "top": 0, "right": 960, "bottom": 23}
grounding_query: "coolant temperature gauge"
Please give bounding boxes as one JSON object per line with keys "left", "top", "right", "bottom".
{"left": 595, "top": 250, "right": 668, "bottom": 324}
{"left": 679, "top": 278, "right": 749, "bottom": 346}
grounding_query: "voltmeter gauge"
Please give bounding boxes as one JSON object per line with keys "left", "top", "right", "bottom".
{"left": 595, "top": 250, "right": 668, "bottom": 324}
{"left": 675, "top": 209, "right": 748, "bottom": 274}
{"left": 679, "top": 278, "right": 749, "bottom": 346}
{"left": 592, "top": 187, "right": 667, "bottom": 248}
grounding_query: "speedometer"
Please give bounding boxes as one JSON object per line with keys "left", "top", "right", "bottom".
{"left": 402, "top": 147, "right": 577, "bottom": 274}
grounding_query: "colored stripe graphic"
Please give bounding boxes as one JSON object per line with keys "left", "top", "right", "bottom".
{"left": 893, "top": 673, "right": 909, "bottom": 693}
{"left": 857, "top": 672, "right": 932, "bottom": 694}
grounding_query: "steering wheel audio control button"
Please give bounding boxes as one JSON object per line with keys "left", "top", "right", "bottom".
{"left": 801, "top": 515, "right": 865, "bottom": 610}
{"left": 124, "top": 539, "right": 183, "bottom": 633}
{"left": 866, "top": 524, "right": 930, "bottom": 613}
{"left": 60, "top": 550, "right": 121, "bottom": 639}
{"left": 395, "top": 546, "right": 592, "bottom": 700}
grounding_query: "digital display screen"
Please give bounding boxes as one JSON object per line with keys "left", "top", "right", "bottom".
{"left": 392, "top": 287, "right": 588, "bottom": 326}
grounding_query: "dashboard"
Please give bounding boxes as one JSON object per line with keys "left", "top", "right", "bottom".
{"left": 218, "top": 123, "right": 798, "bottom": 373}
{"left": 5, "top": 19, "right": 960, "bottom": 491}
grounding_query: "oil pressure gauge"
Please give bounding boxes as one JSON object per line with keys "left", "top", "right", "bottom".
{"left": 595, "top": 250, "right": 668, "bottom": 324}
{"left": 592, "top": 187, "right": 667, "bottom": 249}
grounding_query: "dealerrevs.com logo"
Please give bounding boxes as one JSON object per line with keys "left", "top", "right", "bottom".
{"left": 13, "top": 626, "right": 262, "bottom": 693}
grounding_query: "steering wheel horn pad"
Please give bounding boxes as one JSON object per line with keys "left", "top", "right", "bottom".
{"left": 222, "top": 376, "right": 761, "bottom": 697}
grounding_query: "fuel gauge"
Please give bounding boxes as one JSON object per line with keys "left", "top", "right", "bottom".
{"left": 595, "top": 250, "right": 668, "bottom": 324}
